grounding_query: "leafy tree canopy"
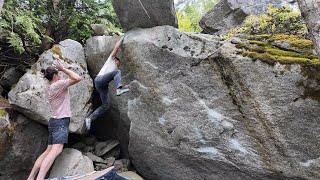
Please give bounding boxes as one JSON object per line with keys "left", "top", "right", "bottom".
{"left": 175, "top": 0, "right": 219, "bottom": 32}
{"left": 0, "top": 0, "right": 120, "bottom": 66}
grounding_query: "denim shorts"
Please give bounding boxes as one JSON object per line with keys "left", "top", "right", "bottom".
{"left": 48, "top": 117, "right": 70, "bottom": 145}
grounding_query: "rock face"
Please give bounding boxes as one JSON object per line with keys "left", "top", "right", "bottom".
{"left": 297, "top": 0, "right": 320, "bottom": 58}
{"left": 0, "top": 113, "right": 47, "bottom": 179}
{"left": 85, "top": 26, "right": 219, "bottom": 159}
{"left": 90, "top": 24, "right": 107, "bottom": 36}
{"left": 112, "top": 0, "right": 178, "bottom": 31}
{"left": 0, "top": 66, "right": 26, "bottom": 92}
{"left": 200, "top": 0, "right": 299, "bottom": 34}
{"left": 49, "top": 148, "right": 94, "bottom": 178}
{"left": 96, "top": 26, "right": 320, "bottom": 180}
{"left": 8, "top": 39, "right": 93, "bottom": 134}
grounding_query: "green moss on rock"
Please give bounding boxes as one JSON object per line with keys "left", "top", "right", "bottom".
{"left": 0, "top": 109, "right": 7, "bottom": 117}
{"left": 236, "top": 34, "right": 320, "bottom": 66}
{"left": 271, "top": 34, "right": 313, "bottom": 49}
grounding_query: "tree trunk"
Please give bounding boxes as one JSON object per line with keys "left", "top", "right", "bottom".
{"left": 40, "top": 22, "right": 54, "bottom": 53}
{"left": 0, "top": 0, "right": 4, "bottom": 14}
{"left": 297, "top": 0, "right": 320, "bottom": 58}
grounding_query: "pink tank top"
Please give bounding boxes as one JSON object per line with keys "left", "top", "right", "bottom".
{"left": 48, "top": 79, "right": 71, "bottom": 118}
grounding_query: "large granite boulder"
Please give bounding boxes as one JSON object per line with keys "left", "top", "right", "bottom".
{"left": 297, "top": 0, "right": 320, "bottom": 58}
{"left": 94, "top": 25, "right": 320, "bottom": 179}
{"left": 84, "top": 26, "right": 219, "bottom": 159}
{"left": 0, "top": 66, "right": 26, "bottom": 92}
{"left": 8, "top": 39, "right": 93, "bottom": 134}
{"left": 0, "top": 113, "right": 47, "bottom": 180}
{"left": 49, "top": 148, "right": 94, "bottom": 178}
{"left": 200, "top": 0, "right": 299, "bottom": 34}
{"left": 112, "top": 0, "right": 178, "bottom": 31}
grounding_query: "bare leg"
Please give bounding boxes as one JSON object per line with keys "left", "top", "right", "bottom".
{"left": 36, "top": 144, "right": 64, "bottom": 180}
{"left": 27, "top": 145, "right": 52, "bottom": 180}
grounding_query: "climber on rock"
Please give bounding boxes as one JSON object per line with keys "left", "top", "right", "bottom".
{"left": 84, "top": 36, "right": 130, "bottom": 130}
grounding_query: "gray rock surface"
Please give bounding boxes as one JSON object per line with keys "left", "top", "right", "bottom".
{"left": 0, "top": 66, "right": 26, "bottom": 91}
{"left": 112, "top": 0, "right": 178, "bottom": 31}
{"left": 85, "top": 26, "right": 219, "bottom": 159}
{"left": 297, "top": 0, "right": 320, "bottom": 58}
{"left": 49, "top": 148, "right": 94, "bottom": 178}
{"left": 90, "top": 24, "right": 107, "bottom": 36}
{"left": 95, "top": 26, "right": 320, "bottom": 180}
{"left": 200, "top": 0, "right": 299, "bottom": 34}
{"left": 8, "top": 39, "right": 93, "bottom": 134}
{"left": 0, "top": 113, "right": 47, "bottom": 180}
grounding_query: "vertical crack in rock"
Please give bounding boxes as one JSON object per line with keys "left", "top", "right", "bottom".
{"left": 213, "top": 55, "right": 302, "bottom": 177}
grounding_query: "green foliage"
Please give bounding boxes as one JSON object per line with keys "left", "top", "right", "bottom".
{"left": 0, "top": 0, "right": 43, "bottom": 54}
{"left": 0, "top": 0, "right": 121, "bottom": 68}
{"left": 176, "top": 0, "right": 218, "bottom": 32}
{"left": 176, "top": 10, "right": 200, "bottom": 32}
{"left": 222, "top": 5, "right": 307, "bottom": 38}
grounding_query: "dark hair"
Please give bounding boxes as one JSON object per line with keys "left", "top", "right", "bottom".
{"left": 41, "top": 66, "right": 58, "bottom": 81}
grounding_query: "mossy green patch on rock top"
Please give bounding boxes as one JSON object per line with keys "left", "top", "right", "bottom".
{"left": 270, "top": 34, "right": 313, "bottom": 49}
{"left": 236, "top": 34, "right": 319, "bottom": 66}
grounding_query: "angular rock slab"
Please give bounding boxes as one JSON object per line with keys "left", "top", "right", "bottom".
{"left": 8, "top": 39, "right": 93, "bottom": 134}
{"left": 200, "top": 0, "right": 299, "bottom": 34}
{"left": 49, "top": 148, "right": 94, "bottom": 178}
{"left": 112, "top": 0, "right": 178, "bottom": 31}
{"left": 105, "top": 26, "right": 320, "bottom": 180}
{"left": 0, "top": 113, "right": 47, "bottom": 179}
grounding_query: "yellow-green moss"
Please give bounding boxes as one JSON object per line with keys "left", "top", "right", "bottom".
{"left": 249, "top": 40, "right": 269, "bottom": 46}
{"left": 0, "top": 109, "right": 7, "bottom": 117}
{"left": 242, "top": 50, "right": 320, "bottom": 65}
{"left": 236, "top": 43, "right": 266, "bottom": 53}
{"left": 243, "top": 51, "right": 276, "bottom": 64}
{"left": 50, "top": 46, "right": 63, "bottom": 58}
{"left": 236, "top": 36, "right": 320, "bottom": 66}
{"left": 265, "top": 47, "right": 302, "bottom": 57}
{"left": 271, "top": 34, "right": 313, "bottom": 49}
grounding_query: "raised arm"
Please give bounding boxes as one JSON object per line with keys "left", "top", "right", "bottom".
{"left": 53, "top": 59, "right": 82, "bottom": 86}
{"left": 110, "top": 36, "right": 125, "bottom": 58}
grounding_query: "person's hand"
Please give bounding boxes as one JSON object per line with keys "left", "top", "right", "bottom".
{"left": 52, "top": 59, "right": 65, "bottom": 71}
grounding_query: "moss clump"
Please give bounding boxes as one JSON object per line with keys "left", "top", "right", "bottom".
{"left": 271, "top": 34, "right": 313, "bottom": 49}
{"left": 0, "top": 109, "right": 7, "bottom": 117}
{"left": 243, "top": 51, "right": 276, "bottom": 65}
{"left": 274, "top": 56, "right": 310, "bottom": 64}
{"left": 236, "top": 43, "right": 266, "bottom": 53}
{"left": 264, "top": 47, "right": 305, "bottom": 58}
{"left": 249, "top": 40, "right": 269, "bottom": 46}
{"left": 236, "top": 34, "right": 320, "bottom": 66}
{"left": 242, "top": 50, "right": 317, "bottom": 65}
{"left": 50, "top": 46, "right": 63, "bottom": 58}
